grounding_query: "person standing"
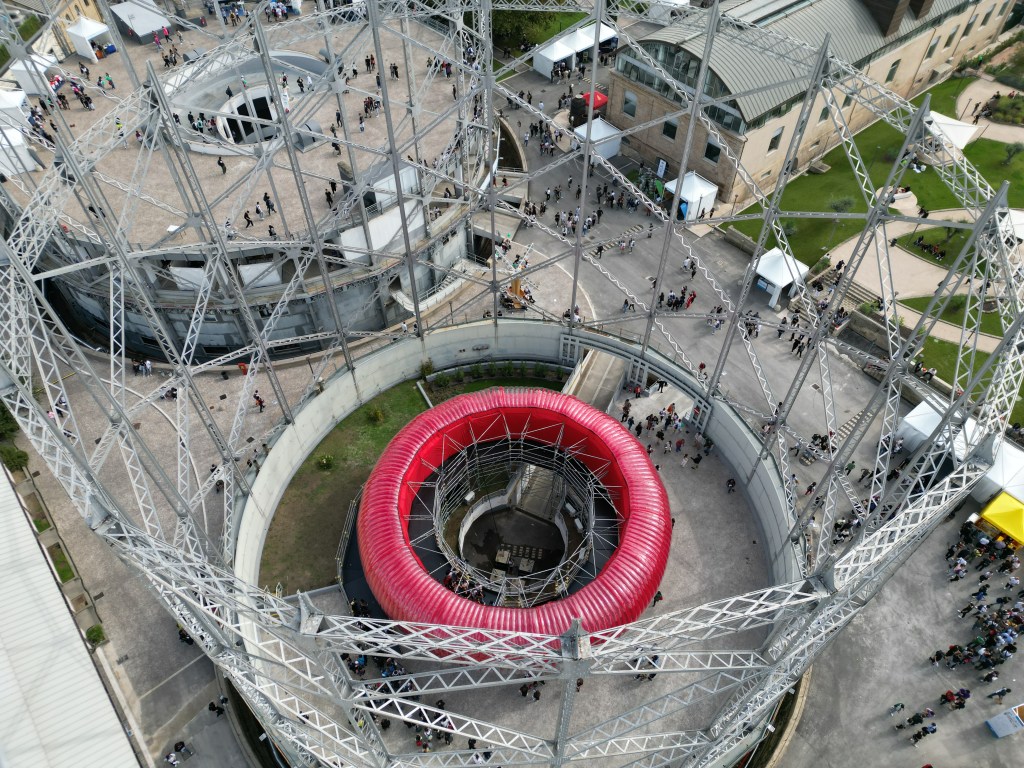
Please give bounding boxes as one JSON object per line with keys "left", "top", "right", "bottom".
{"left": 217, "top": 156, "right": 227, "bottom": 174}
{"left": 726, "top": 478, "right": 736, "bottom": 493}
{"left": 651, "top": 590, "right": 663, "bottom": 607}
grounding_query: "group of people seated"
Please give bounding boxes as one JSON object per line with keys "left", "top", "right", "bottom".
{"left": 912, "top": 235, "right": 947, "bottom": 261}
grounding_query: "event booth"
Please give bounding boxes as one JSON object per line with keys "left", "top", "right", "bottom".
{"left": 66, "top": 18, "right": 115, "bottom": 63}
{"left": 664, "top": 172, "right": 717, "bottom": 221}
{"left": 572, "top": 117, "right": 620, "bottom": 160}
{"left": 0, "top": 128, "right": 39, "bottom": 176}
{"left": 9, "top": 53, "right": 58, "bottom": 96}
{"left": 753, "top": 248, "right": 808, "bottom": 307}
{"left": 110, "top": 0, "right": 173, "bottom": 41}
{"left": 0, "top": 90, "right": 28, "bottom": 128}
{"left": 532, "top": 23, "right": 617, "bottom": 78}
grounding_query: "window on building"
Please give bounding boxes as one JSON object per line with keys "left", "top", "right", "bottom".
{"left": 944, "top": 25, "right": 959, "bottom": 48}
{"left": 818, "top": 106, "right": 829, "bottom": 123}
{"left": 768, "top": 127, "right": 784, "bottom": 152}
{"left": 704, "top": 140, "right": 721, "bottom": 163}
{"left": 926, "top": 37, "right": 939, "bottom": 59}
{"left": 622, "top": 90, "right": 637, "bottom": 118}
{"left": 964, "top": 14, "right": 978, "bottom": 36}
{"left": 981, "top": 6, "right": 994, "bottom": 25}
{"left": 662, "top": 118, "right": 677, "bottom": 140}
{"left": 842, "top": 93, "right": 853, "bottom": 108}
{"left": 999, "top": 0, "right": 1010, "bottom": 16}
{"left": 885, "top": 59, "right": 901, "bottom": 83}
{"left": 761, "top": 169, "right": 773, "bottom": 179}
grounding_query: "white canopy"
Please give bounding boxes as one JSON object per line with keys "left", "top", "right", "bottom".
{"left": 753, "top": 247, "right": 809, "bottom": 306}
{"left": 110, "top": 0, "right": 171, "bottom": 39}
{"left": 66, "top": 17, "right": 112, "bottom": 63}
{"left": 926, "top": 111, "right": 979, "bottom": 150}
{"left": 973, "top": 437, "right": 1024, "bottom": 504}
{"left": 1006, "top": 209, "right": 1024, "bottom": 242}
{"left": 9, "top": 53, "right": 57, "bottom": 96}
{"left": 897, "top": 400, "right": 983, "bottom": 461}
{"left": 665, "top": 171, "right": 717, "bottom": 221}
{"left": 573, "top": 117, "right": 621, "bottom": 160}
{"left": 0, "top": 129, "right": 37, "bottom": 179}
{"left": 0, "top": 90, "right": 27, "bottom": 127}
{"left": 532, "top": 23, "right": 616, "bottom": 78}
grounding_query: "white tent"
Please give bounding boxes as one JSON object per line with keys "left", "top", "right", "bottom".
{"left": 0, "top": 128, "right": 39, "bottom": 176}
{"left": 110, "top": 0, "right": 171, "bottom": 39}
{"left": 925, "top": 111, "right": 979, "bottom": 150}
{"left": 897, "top": 401, "right": 983, "bottom": 460}
{"left": 532, "top": 23, "right": 617, "bottom": 78}
{"left": 66, "top": 17, "right": 113, "bottom": 64}
{"left": 1005, "top": 209, "right": 1024, "bottom": 242}
{"left": 0, "top": 90, "right": 28, "bottom": 128}
{"left": 664, "top": 172, "right": 717, "bottom": 221}
{"left": 573, "top": 117, "right": 621, "bottom": 160}
{"left": 972, "top": 437, "right": 1024, "bottom": 504}
{"left": 9, "top": 53, "right": 58, "bottom": 96}
{"left": 753, "top": 248, "right": 809, "bottom": 307}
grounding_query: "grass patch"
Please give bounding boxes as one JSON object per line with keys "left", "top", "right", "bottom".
{"left": 260, "top": 381, "right": 428, "bottom": 594}
{"left": 920, "top": 337, "right": 1024, "bottom": 425}
{"left": 0, "top": 16, "right": 44, "bottom": 69}
{"left": 986, "top": 36, "right": 1024, "bottom": 90}
{"left": 47, "top": 543, "right": 75, "bottom": 583}
{"left": 910, "top": 76, "right": 974, "bottom": 117}
{"left": 33, "top": 517, "right": 50, "bottom": 533}
{"left": 899, "top": 295, "right": 1004, "bottom": 337}
{"left": 894, "top": 225, "right": 973, "bottom": 270}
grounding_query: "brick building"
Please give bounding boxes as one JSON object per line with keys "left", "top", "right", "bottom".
{"left": 606, "top": 0, "right": 1014, "bottom": 207}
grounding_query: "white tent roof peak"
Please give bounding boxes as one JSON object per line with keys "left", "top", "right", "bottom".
{"left": 925, "top": 111, "right": 979, "bottom": 151}
{"left": 755, "top": 247, "right": 809, "bottom": 287}
{"left": 66, "top": 16, "right": 109, "bottom": 37}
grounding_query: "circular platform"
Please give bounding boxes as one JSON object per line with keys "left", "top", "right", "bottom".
{"left": 357, "top": 387, "right": 672, "bottom": 635}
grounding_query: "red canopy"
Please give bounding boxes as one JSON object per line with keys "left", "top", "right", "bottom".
{"left": 582, "top": 91, "right": 608, "bottom": 109}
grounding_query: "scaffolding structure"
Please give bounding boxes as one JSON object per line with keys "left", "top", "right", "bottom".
{"left": 0, "top": 0, "right": 1021, "bottom": 765}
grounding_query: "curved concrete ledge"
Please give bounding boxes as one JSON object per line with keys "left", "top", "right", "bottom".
{"left": 236, "top": 318, "right": 801, "bottom": 595}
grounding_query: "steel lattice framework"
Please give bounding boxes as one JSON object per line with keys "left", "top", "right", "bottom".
{"left": 0, "top": 0, "right": 1021, "bottom": 765}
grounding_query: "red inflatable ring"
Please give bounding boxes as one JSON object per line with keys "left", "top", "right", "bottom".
{"left": 357, "top": 387, "right": 672, "bottom": 636}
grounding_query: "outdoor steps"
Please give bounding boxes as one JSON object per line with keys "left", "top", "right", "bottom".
{"left": 793, "top": 267, "right": 880, "bottom": 330}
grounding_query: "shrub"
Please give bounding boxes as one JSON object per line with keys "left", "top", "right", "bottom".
{"left": 780, "top": 220, "right": 798, "bottom": 238}
{"left": 947, "top": 294, "right": 968, "bottom": 313}
{"left": 810, "top": 256, "right": 831, "bottom": 275}
{"left": 517, "top": 361, "right": 527, "bottom": 378}
{"left": 85, "top": 624, "right": 106, "bottom": 645}
{"left": 0, "top": 404, "right": 19, "bottom": 440}
{"left": 317, "top": 453, "right": 336, "bottom": 470}
{"left": 367, "top": 404, "right": 386, "bottom": 424}
{"left": 534, "top": 362, "right": 548, "bottom": 378}
{"left": 0, "top": 444, "right": 28, "bottom": 471}
{"left": 486, "top": 362, "right": 497, "bottom": 377}
{"left": 471, "top": 363, "right": 483, "bottom": 379}
{"left": 433, "top": 373, "right": 450, "bottom": 388}
{"left": 419, "top": 359, "right": 434, "bottom": 378}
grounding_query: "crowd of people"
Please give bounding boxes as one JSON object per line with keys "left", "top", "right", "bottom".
{"left": 889, "top": 520, "right": 1021, "bottom": 748}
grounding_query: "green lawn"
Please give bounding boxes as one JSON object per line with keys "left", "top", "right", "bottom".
{"left": 47, "top": 544, "right": 75, "bottom": 583}
{"left": 899, "top": 295, "right": 1004, "bottom": 337}
{"left": 731, "top": 77, "right": 1022, "bottom": 264}
{"left": 894, "top": 226, "right": 973, "bottom": 270}
{"left": 261, "top": 381, "right": 428, "bottom": 593}
{"left": 920, "top": 337, "right": 1024, "bottom": 425}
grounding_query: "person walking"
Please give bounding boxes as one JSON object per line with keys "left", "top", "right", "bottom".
{"left": 651, "top": 590, "right": 663, "bottom": 607}
{"left": 217, "top": 156, "right": 227, "bottom": 174}
{"left": 726, "top": 478, "right": 736, "bottom": 493}
{"left": 691, "top": 453, "right": 702, "bottom": 470}
{"left": 988, "top": 687, "right": 1012, "bottom": 703}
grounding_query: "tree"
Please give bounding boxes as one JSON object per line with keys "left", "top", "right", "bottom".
{"left": 1003, "top": 142, "right": 1024, "bottom": 166}
{"left": 491, "top": 10, "right": 557, "bottom": 47}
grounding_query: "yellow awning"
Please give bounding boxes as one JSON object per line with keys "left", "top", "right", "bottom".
{"left": 981, "top": 492, "right": 1024, "bottom": 543}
